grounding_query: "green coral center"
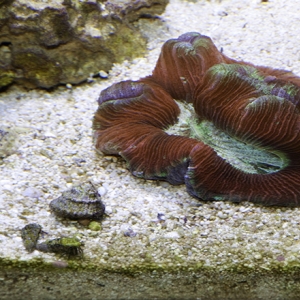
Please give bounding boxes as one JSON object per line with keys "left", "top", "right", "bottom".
{"left": 165, "top": 101, "right": 285, "bottom": 174}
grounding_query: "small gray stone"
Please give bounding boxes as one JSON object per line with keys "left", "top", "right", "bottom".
{"left": 0, "top": 127, "right": 19, "bottom": 158}
{"left": 49, "top": 182, "right": 105, "bottom": 220}
{"left": 163, "top": 231, "right": 180, "bottom": 239}
{"left": 23, "top": 187, "right": 42, "bottom": 199}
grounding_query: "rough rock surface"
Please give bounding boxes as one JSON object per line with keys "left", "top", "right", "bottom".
{"left": 0, "top": 126, "right": 19, "bottom": 158}
{"left": 0, "top": 0, "right": 168, "bottom": 89}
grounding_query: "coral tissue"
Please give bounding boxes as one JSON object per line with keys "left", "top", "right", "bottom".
{"left": 93, "top": 32, "right": 300, "bottom": 206}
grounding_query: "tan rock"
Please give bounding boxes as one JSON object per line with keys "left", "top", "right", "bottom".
{"left": 0, "top": 0, "right": 168, "bottom": 88}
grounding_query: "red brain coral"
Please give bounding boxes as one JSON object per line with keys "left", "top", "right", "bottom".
{"left": 93, "top": 32, "right": 300, "bottom": 206}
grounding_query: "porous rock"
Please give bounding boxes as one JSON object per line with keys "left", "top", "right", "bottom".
{"left": 0, "top": 0, "right": 168, "bottom": 89}
{"left": 0, "top": 126, "right": 20, "bottom": 158}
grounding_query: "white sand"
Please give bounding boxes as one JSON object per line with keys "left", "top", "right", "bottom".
{"left": 1, "top": 0, "right": 300, "bottom": 271}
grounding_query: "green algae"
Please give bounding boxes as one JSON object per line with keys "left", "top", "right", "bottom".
{"left": 2, "top": 265, "right": 300, "bottom": 300}
{"left": 106, "top": 27, "right": 146, "bottom": 64}
{"left": 88, "top": 221, "right": 102, "bottom": 231}
{"left": 21, "top": 223, "right": 42, "bottom": 253}
{"left": 1, "top": 253, "right": 300, "bottom": 275}
{"left": 13, "top": 51, "right": 62, "bottom": 88}
{"left": 0, "top": 70, "right": 14, "bottom": 88}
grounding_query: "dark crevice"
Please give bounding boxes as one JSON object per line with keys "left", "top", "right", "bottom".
{"left": 0, "top": 41, "right": 12, "bottom": 47}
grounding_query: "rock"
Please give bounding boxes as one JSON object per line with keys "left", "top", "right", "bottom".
{"left": 21, "top": 223, "right": 42, "bottom": 253}
{"left": 0, "top": 126, "right": 20, "bottom": 158}
{"left": 23, "top": 187, "right": 42, "bottom": 198}
{"left": 88, "top": 221, "right": 102, "bottom": 231}
{"left": 49, "top": 182, "right": 105, "bottom": 220}
{"left": 97, "top": 186, "right": 107, "bottom": 196}
{"left": 0, "top": 0, "right": 168, "bottom": 89}
{"left": 163, "top": 231, "right": 180, "bottom": 239}
{"left": 99, "top": 70, "right": 109, "bottom": 79}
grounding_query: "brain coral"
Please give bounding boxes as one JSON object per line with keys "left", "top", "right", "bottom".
{"left": 93, "top": 32, "right": 300, "bottom": 206}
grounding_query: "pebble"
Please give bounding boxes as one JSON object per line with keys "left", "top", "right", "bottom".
{"left": 0, "top": 127, "right": 19, "bottom": 158}
{"left": 254, "top": 254, "right": 262, "bottom": 260}
{"left": 3, "top": 184, "right": 12, "bottom": 192}
{"left": 22, "top": 187, "right": 42, "bottom": 198}
{"left": 163, "top": 231, "right": 180, "bottom": 239}
{"left": 217, "top": 211, "right": 228, "bottom": 219}
{"left": 40, "top": 149, "right": 53, "bottom": 159}
{"left": 99, "top": 70, "right": 108, "bottom": 78}
{"left": 124, "top": 228, "right": 137, "bottom": 237}
{"left": 51, "top": 261, "right": 69, "bottom": 268}
{"left": 44, "top": 131, "right": 56, "bottom": 138}
{"left": 97, "top": 186, "right": 107, "bottom": 196}
{"left": 89, "top": 221, "right": 102, "bottom": 231}
{"left": 105, "top": 206, "right": 113, "bottom": 215}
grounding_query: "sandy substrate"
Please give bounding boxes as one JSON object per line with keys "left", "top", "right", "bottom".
{"left": 1, "top": 0, "right": 300, "bottom": 272}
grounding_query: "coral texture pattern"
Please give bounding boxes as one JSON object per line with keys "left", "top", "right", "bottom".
{"left": 93, "top": 32, "right": 300, "bottom": 206}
